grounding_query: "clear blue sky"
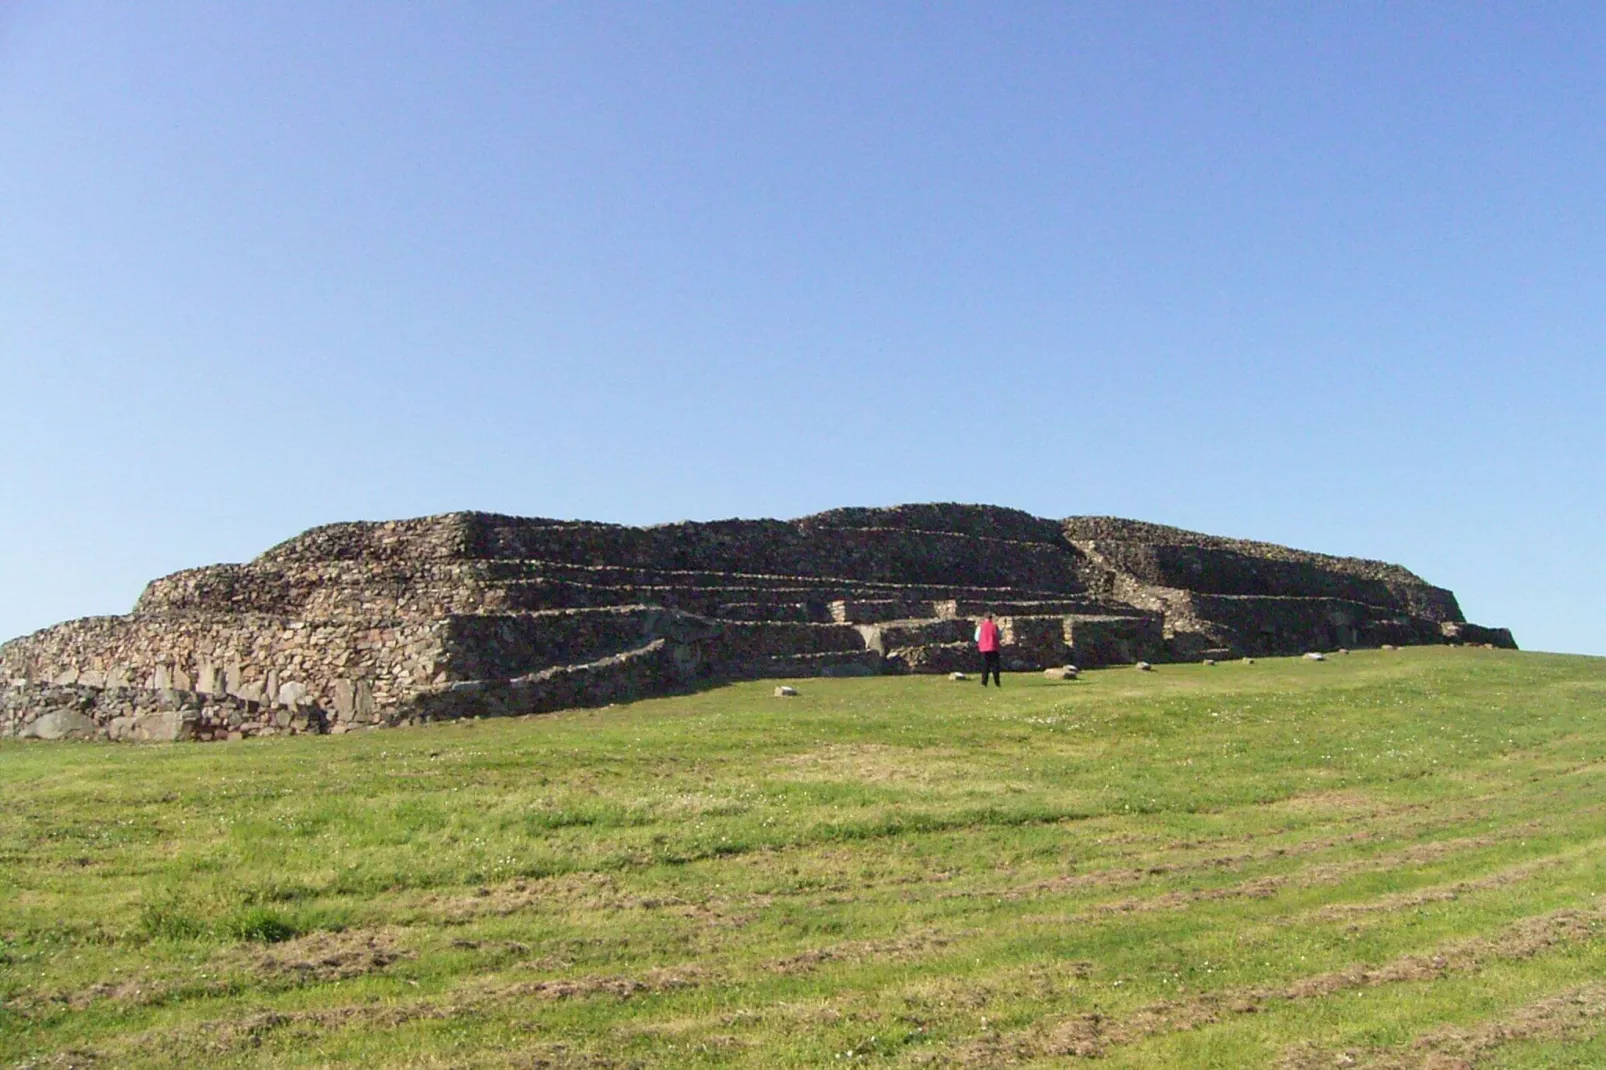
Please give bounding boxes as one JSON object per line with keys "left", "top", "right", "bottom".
{"left": 2, "top": 3, "right": 1602, "bottom": 655}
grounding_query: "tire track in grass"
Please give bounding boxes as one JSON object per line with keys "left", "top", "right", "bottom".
{"left": 1011, "top": 829, "right": 1554, "bottom": 927}
{"left": 387, "top": 804, "right": 1584, "bottom": 987}
{"left": 15, "top": 808, "right": 1595, "bottom": 1040}
{"left": 329, "top": 780, "right": 1596, "bottom": 936}
{"left": 1003, "top": 791, "right": 1606, "bottom": 927}
{"left": 940, "top": 792, "right": 1606, "bottom": 912}
{"left": 63, "top": 834, "right": 1591, "bottom": 1059}
{"left": 1277, "top": 981, "right": 1606, "bottom": 1069}
{"left": 963, "top": 906, "right": 1606, "bottom": 1064}
{"left": 59, "top": 928, "right": 971, "bottom": 1063}
{"left": 2, "top": 929, "right": 416, "bottom": 1019}
{"left": 1304, "top": 845, "right": 1600, "bottom": 923}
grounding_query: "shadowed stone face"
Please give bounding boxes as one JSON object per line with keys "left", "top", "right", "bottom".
{"left": 0, "top": 504, "right": 1514, "bottom": 740}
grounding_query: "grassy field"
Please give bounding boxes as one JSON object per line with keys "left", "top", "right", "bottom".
{"left": 2, "top": 647, "right": 1605, "bottom": 1068}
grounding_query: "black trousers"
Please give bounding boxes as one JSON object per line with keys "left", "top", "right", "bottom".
{"left": 981, "top": 650, "right": 1001, "bottom": 686}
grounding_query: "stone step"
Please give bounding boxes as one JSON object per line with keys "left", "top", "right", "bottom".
{"left": 138, "top": 553, "right": 1088, "bottom": 619}
{"left": 439, "top": 611, "right": 871, "bottom": 682}
{"left": 857, "top": 618, "right": 975, "bottom": 651}
{"left": 714, "top": 602, "right": 820, "bottom": 623}
{"left": 828, "top": 598, "right": 940, "bottom": 624}
{"left": 932, "top": 598, "right": 1109, "bottom": 620}
{"left": 453, "top": 579, "right": 1086, "bottom": 617}
{"left": 883, "top": 641, "right": 980, "bottom": 675}
{"left": 713, "top": 621, "right": 872, "bottom": 660}
{"left": 714, "top": 649, "right": 887, "bottom": 680}
{"left": 481, "top": 525, "right": 1088, "bottom": 591}
{"left": 479, "top": 561, "right": 1078, "bottom": 601}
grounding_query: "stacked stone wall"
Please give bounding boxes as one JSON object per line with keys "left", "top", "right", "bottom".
{"left": 137, "top": 561, "right": 500, "bottom": 617}
{"left": 1063, "top": 615, "right": 1168, "bottom": 667}
{"left": 1080, "top": 542, "right": 1463, "bottom": 622}
{"left": 889, "top": 642, "right": 976, "bottom": 674}
{"left": 799, "top": 504, "right": 1066, "bottom": 544}
{"left": 1, "top": 502, "right": 1514, "bottom": 741}
{"left": 0, "top": 613, "right": 444, "bottom": 718}
{"left": 999, "top": 616, "right": 1072, "bottom": 668}
{"left": 2, "top": 682, "right": 324, "bottom": 741}
{"left": 255, "top": 514, "right": 478, "bottom": 564}
{"left": 396, "top": 640, "right": 691, "bottom": 723}
{"left": 1168, "top": 593, "right": 1467, "bottom": 655}
{"left": 255, "top": 513, "right": 1088, "bottom": 593}
{"left": 143, "top": 553, "right": 1087, "bottom": 627}
{"left": 1440, "top": 622, "right": 1518, "bottom": 647}
{"left": 707, "top": 622, "right": 871, "bottom": 666}
{"left": 437, "top": 607, "right": 719, "bottom": 682}
{"left": 1062, "top": 517, "right": 1429, "bottom": 585}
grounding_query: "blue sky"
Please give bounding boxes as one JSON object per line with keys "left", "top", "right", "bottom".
{"left": 1, "top": 3, "right": 1601, "bottom": 654}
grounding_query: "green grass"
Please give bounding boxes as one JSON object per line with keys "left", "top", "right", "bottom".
{"left": 2, "top": 646, "right": 1604, "bottom": 1067}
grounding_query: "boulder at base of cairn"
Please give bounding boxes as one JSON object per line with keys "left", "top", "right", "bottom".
{"left": 20, "top": 710, "right": 97, "bottom": 740}
{"left": 773, "top": 686, "right": 799, "bottom": 698}
{"left": 1135, "top": 661, "right": 1153, "bottom": 672}
{"left": 949, "top": 672, "right": 968, "bottom": 681}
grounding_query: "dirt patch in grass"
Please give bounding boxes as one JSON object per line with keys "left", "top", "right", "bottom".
{"left": 424, "top": 871, "right": 622, "bottom": 921}
{"left": 7, "top": 974, "right": 212, "bottom": 1018}
{"left": 4, "top": 930, "right": 413, "bottom": 1019}
{"left": 423, "top": 871, "right": 763, "bottom": 930}
{"left": 511, "top": 1041, "right": 635, "bottom": 1069}
{"left": 763, "top": 928, "right": 968, "bottom": 976}
{"left": 1266, "top": 789, "right": 1393, "bottom": 816}
{"left": 502, "top": 964, "right": 712, "bottom": 1001}
{"left": 78, "top": 1000, "right": 457, "bottom": 1064}
{"left": 252, "top": 928, "right": 412, "bottom": 983}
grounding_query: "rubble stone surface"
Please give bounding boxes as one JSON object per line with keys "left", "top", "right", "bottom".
{"left": 0, "top": 504, "right": 1514, "bottom": 740}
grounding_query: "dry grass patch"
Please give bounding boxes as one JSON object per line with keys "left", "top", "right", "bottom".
{"left": 251, "top": 927, "right": 412, "bottom": 983}
{"left": 770, "top": 742, "right": 970, "bottom": 786}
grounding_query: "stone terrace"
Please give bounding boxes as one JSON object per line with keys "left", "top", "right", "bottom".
{"left": 0, "top": 504, "right": 1515, "bottom": 740}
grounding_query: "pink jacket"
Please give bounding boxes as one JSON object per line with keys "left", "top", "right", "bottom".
{"left": 975, "top": 619, "right": 1002, "bottom": 652}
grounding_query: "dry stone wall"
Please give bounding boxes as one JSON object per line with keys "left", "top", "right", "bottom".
{"left": 1077, "top": 541, "right": 1462, "bottom": 620}
{"left": 0, "top": 682, "right": 324, "bottom": 742}
{"left": 0, "top": 613, "right": 445, "bottom": 719}
{"left": 1, "top": 503, "right": 1514, "bottom": 741}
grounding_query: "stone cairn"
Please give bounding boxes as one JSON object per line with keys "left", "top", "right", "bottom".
{"left": 0, "top": 504, "right": 1515, "bottom": 741}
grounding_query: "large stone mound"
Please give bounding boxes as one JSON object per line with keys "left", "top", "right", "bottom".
{"left": 0, "top": 504, "right": 1514, "bottom": 739}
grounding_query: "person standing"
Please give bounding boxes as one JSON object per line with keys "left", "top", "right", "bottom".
{"left": 975, "top": 611, "right": 1003, "bottom": 687}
